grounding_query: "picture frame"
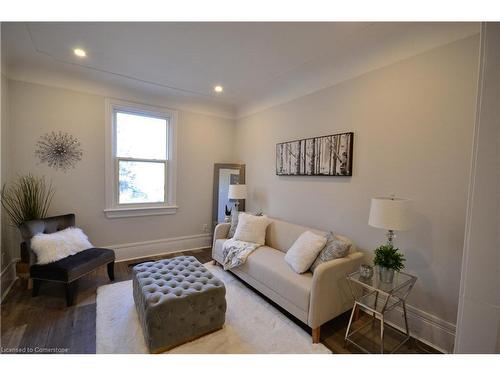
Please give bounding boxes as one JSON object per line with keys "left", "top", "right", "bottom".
{"left": 276, "top": 132, "right": 353, "bottom": 176}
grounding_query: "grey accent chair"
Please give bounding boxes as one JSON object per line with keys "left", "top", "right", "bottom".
{"left": 20, "top": 214, "right": 115, "bottom": 306}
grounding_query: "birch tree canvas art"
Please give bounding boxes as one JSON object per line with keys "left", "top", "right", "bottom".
{"left": 276, "top": 132, "right": 353, "bottom": 176}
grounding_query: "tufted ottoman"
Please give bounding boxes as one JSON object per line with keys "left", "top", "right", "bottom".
{"left": 132, "top": 256, "right": 226, "bottom": 353}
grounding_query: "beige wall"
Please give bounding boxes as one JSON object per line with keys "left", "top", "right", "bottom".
{"left": 5, "top": 80, "right": 235, "bottom": 253}
{"left": 455, "top": 23, "right": 500, "bottom": 353}
{"left": 234, "top": 36, "right": 480, "bottom": 331}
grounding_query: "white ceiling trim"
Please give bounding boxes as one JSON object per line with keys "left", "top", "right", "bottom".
{"left": 5, "top": 65, "right": 237, "bottom": 119}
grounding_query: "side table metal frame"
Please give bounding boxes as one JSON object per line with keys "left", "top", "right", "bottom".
{"left": 344, "top": 271, "right": 417, "bottom": 354}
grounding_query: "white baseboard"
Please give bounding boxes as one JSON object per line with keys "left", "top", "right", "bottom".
{"left": 103, "top": 233, "right": 213, "bottom": 262}
{"left": 384, "top": 302, "right": 456, "bottom": 353}
{"left": 1, "top": 259, "right": 18, "bottom": 302}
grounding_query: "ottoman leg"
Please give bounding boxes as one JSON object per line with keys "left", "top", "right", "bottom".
{"left": 107, "top": 261, "right": 115, "bottom": 281}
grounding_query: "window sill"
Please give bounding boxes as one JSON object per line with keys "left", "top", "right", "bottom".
{"left": 104, "top": 205, "right": 178, "bottom": 218}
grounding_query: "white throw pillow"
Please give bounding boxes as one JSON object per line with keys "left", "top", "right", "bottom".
{"left": 284, "top": 231, "right": 327, "bottom": 274}
{"left": 233, "top": 212, "right": 271, "bottom": 246}
{"left": 31, "top": 227, "right": 93, "bottom": 265}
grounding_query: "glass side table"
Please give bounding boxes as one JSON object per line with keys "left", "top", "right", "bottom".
{"left": 345, "top": 269, "right": 417, "bottom": 354}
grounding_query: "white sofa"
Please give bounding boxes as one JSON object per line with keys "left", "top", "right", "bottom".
{"left": 212, "top": 217, "right": 366, "bottom": 343}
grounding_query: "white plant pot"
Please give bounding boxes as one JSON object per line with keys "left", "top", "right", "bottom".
{"left": 379, "top": 267, "right": 395, "bottom": 283}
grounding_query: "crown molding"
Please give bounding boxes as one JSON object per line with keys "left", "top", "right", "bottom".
{"left": 4, "top": 63, "right": 237, "bottom": 120}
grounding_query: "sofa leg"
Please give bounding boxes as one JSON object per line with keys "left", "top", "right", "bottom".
{"left": 107, "top": 261, "right": 115, "bottom": 281}
{"left": 312, "top": 326, "right": 321, "bottom": 344}
{"left": 66, "top": 281, "right": 78, "bottom": 307}
{"left": 32, "top": 279, "right": 41, "bottom": 297}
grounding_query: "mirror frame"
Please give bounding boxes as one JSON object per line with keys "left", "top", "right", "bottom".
{"left": 212, "top": 163, "right": 246, "bottom": 228}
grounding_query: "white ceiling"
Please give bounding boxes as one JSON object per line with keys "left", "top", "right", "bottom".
{"left": 2, "top": 22, "right": 479, "bottom": 118}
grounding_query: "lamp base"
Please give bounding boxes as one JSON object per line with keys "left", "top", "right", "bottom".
{"left": 231, "top": 201, "right": 240, "bottom": 220}
{"left": 386, "top": 230, "right": 395, "bottom": 246}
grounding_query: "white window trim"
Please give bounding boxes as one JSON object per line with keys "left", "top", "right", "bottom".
{"left": 104, "top": 98, "right": 178, "bottom": 218}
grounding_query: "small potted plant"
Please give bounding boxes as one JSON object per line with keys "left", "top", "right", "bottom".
{"left": 373, "top": 244, "right": 405, "bottom": 283}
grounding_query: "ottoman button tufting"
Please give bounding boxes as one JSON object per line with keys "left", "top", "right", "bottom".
{"left": 132, "top": 256, "right": 226, "bottom": 353}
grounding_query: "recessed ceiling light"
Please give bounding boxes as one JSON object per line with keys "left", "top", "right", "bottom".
{"left": 73, "top": 48, "right": 87, "bottom": 57}
{"left": 214, "top": 85, "right": 223, "bottom": 93}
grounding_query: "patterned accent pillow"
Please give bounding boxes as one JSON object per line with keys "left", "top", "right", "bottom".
{"left": 228, "top": 211, "right": 239, "bottom": 238}
{"left": 228, "top": 211, "right": 263, "bottom": 238}
{"left": 310, "top": 232, "right": 351, "bottom": 273}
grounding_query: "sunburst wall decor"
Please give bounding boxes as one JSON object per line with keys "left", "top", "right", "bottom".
{"left": 35, "top": 131, "right": 83, "bottom": 172}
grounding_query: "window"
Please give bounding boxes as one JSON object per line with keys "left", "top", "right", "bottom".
{"left": 104, "top": 99, "right": 177, "bottom": 218}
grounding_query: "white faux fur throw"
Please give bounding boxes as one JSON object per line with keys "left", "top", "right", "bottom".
{"left": 31, "top": 227, "right": 93, "bottom": 265}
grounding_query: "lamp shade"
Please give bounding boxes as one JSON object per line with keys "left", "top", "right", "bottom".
{"left": 228, "top": 184, "right": 247, "bottom": 200}
{"left": 368, "top": 197, "right": 412, "bottom": 231}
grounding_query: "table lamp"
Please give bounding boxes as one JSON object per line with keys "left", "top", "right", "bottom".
{"left": 368, "top": 196, "right": 412, "bottom": 246}
{"left": 228, "top": 184, "right": 247, "bottom": 213}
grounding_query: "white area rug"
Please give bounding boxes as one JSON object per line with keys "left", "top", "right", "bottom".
{"left": 96, "top": 263, "right": 331, "bottom": 354}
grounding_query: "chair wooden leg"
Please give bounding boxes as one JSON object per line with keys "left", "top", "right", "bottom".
{"left": 66, "top": 280, "right": 78, "bottom": 307}
{"left": 32, "top": 279, "right": 41, "bottom": 297}
{"left": 107, "top": 261, "right": 115, "bottom": 281}
{"left": 312, "top": 326, "right": 321, "bottom": 344}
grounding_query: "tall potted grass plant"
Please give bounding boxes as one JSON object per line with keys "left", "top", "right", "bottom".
{"left": 1, "top": 174, "right": 55, "bottom": 261}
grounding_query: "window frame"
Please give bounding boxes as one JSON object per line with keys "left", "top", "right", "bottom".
{"left": 104, "top": 98, "right": 178, "bottom": 218}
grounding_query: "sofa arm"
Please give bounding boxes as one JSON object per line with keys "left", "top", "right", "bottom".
{"left": 308, "top": 251, "right": 366, "bottom": 328}
{"left": 212, "top": 223, "right": 231, "bottom": 249}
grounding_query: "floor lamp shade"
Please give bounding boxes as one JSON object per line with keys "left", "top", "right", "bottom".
{"left": 369, "top": 197, "right": 412, "bottom": 231}
{"left": 228, "top": 184, "right": 247, "bottom": 200}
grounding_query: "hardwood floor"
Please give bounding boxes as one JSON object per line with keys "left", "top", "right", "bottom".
{"left": 0, "top": 248, "right": 438, "bottom": 354}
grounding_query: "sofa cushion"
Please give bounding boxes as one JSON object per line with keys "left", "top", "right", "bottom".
{"left": 30, "top": 248, "right": 115, "bottom": 282}
{"left": 284, "top": 231, "right": 327, "bottom": 273}
{"left": 310, "top": 232, "right": 351, "bottom": 273}
{"left": 237, "top": 246, "right": 313, "bottom": 312}
{"left": 233, "top": 213, "right": 271, "bottom": 245}
{"left": 265, "top": 218, "right": 327, "bottom": 253}
{"left": 228, "top": 211, "right": 264, "bottom": 239}
{"left": 335, "top": 234, "right": 357, "bottom": 254}
{"left": 227, "top": 212, "right": 239, "bottom": 238}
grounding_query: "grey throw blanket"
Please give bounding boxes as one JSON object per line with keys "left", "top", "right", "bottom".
{"left": 222, "top": 238, "right": 260, "bottom": 270}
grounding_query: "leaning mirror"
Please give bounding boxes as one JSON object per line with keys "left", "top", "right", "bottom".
{"left": 212, "top": 163, "right": 245, "bottom": 228}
